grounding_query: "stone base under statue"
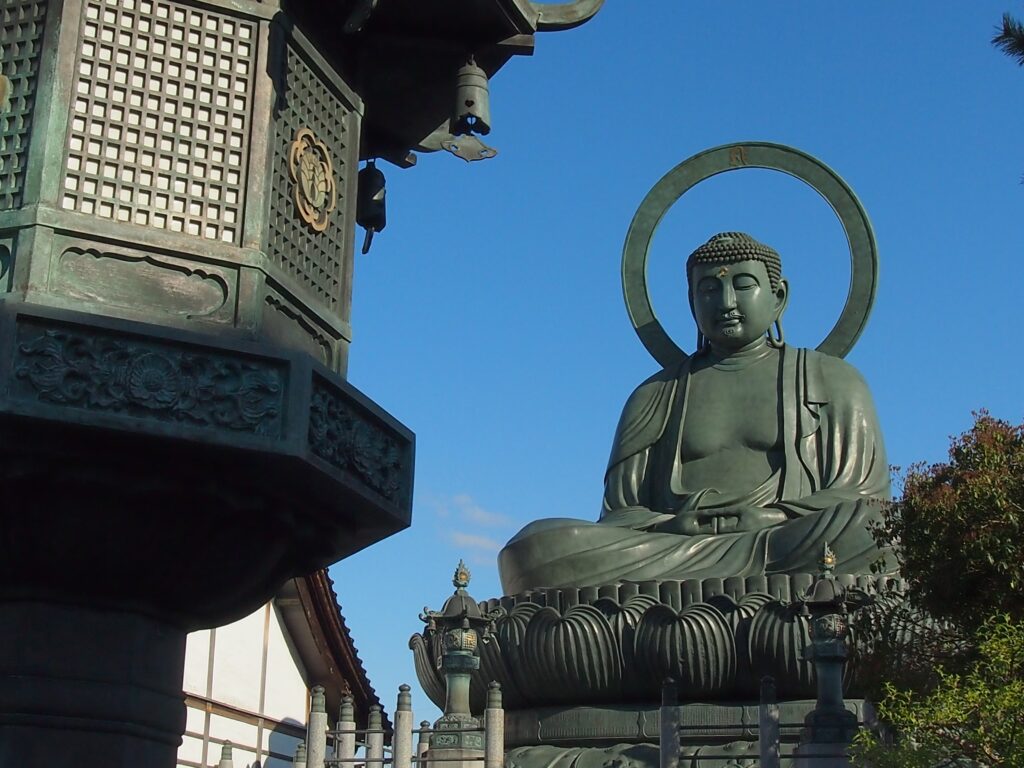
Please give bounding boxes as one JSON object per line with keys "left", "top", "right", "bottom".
{"left": 501, "top": 700, "right": 869, "bottom": 768}
{"left": 412, "top": 575, "right": 902, "bottom": 711}
{"left": 411, "top": 576, "right": 899, "bottom": 768}
{"left": 503, "top": 700, "right": 870, "bottom": 747}
{"left": 503, "top": 700, "right": 867, "bottom": 768}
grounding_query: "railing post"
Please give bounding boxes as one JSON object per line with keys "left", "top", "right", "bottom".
{"left": 217, "top": 742, "right": 234, "bottom": 768}
{"left": 367, "top": 704, "right": 385, "bottom": 768}
{"left": 295, "top": 742, "right": 308, "bottom": 768}
{"left": 337, "top": 694, "right": 357, "bottom": 763}
{"left": 484, "top": 682, "right": 504, "bottom": 768}
{"left": 393, "top": 685, "right": 414, "bottom": 768}
{"left": 761, "top": 679, "right": 782, "bottom": 768}
{"left": 417, "top": 720, "right": 431, "bottom": 768}
{"left": 308, "top": 685, "right": 329, "bottom": 768}
{"left": 759, "top": 676, "right": 781, "bottom": 768}
{"left": 659, "top": 678, "right": 679, "bottom": 768}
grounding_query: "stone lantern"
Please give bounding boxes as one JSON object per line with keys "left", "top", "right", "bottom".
{"left": 0, "top": 1, "right": 602, "bottom": 765}
{"left": 420, "top": 561, "right": 504, "bottom": 765}
{"left": 794, "top": 544, "right": 874, "bottom": 767}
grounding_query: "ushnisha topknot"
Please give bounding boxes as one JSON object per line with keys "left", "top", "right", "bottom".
{"left": 686, "top": 232, "right": 782, "bottom": 291}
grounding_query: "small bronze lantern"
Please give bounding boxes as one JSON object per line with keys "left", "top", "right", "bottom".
{"left": 797, "top": 543, "right": 873, "bottom": 748}
{"left": 420, "top": 561, "right": 502, "bottom": 752}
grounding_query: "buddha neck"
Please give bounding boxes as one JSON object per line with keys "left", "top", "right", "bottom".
{"left": 703, "top": 338, "right": 777, "bottom": 371}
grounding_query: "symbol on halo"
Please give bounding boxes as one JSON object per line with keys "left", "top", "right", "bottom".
{"left": 288, "top": 127, "right": 337, "bottom": 232}
{"left": 621, "top": 142, "right": 880, "bottom": 366}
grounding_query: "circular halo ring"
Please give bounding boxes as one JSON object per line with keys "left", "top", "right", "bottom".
{"left": 621, "top": 142, "right": 878, "bottom": 367}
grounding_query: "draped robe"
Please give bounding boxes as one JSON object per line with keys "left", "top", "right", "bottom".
{"left": 498, "top": 346, "right": 891, "bottom": 595}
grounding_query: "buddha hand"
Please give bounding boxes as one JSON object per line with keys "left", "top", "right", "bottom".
{"left": 654, "top": 507, "right": 788, "bottom": 535}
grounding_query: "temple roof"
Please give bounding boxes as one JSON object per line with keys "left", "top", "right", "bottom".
{"left": 281, "top": 0, "right": 601, "bottom": 163}
{"left": 276, "top": 569, "right": 390, "bottom": 732}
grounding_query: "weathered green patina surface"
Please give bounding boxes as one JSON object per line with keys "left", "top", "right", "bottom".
{"left": 0, "top": 1, "right": 604, "bottom": 765}
{"left": 410, "top": 144, "right": 900, "bottom": 767}
{"left": 499, "top": 229, "right": 890, "bottom": 593}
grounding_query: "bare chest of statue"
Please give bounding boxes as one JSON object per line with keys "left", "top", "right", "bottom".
{"left": 676, "top": 355, "right": 783, "bottom": 495}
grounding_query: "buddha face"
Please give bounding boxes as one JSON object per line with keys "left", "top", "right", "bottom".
{"left": 689, "top": 259, "right": 788, "bottom": 351}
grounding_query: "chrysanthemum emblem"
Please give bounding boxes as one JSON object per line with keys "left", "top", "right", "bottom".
{"left": 288, "top": 127, "right": 336, "bottom": 232}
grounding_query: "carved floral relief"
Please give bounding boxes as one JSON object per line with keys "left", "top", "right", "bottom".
{"left": 308, "top": 378, "right": 405, "bottom": 502}
{"left": 14, "top": 327, "right": 285, "bottom": 436}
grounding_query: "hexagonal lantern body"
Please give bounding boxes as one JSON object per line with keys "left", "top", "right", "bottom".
{"left": 0, "top": 1, "right": 386, "bottom": 760}
{"left": 0, "top": 1, "right": 602, "bottom": 764}
{"left": 2, "top": 0, "right": 362, "bottom": 372}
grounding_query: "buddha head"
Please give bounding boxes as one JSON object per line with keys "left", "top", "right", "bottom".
{"left": 686, "top": 232, "right": 789, "bottom": 353}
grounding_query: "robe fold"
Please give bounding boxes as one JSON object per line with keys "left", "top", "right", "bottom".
{"left": 498, "top": 346, "right": 891, "bottom": 595}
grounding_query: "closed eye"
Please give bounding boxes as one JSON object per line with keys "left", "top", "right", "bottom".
{"left": 734, "top": 276, "right": 759, "bottom": 290}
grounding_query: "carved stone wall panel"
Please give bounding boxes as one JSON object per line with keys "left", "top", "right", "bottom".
{"left": 308, "top": 374, "right": 411, "bottom": 505}
{"left": 61, "top": 0, "right": 255, "bottom": 242}
{"left": 0, "top": 0, "right": 47, "bottom": 210}
{"left": 51, "top": 246, "right": 233, "bottom": 324}
{"left": 262, "top": 290, "right": 334, "bottom": 367}
{"left": 12, "top": 320, "right": 286, "bottom": 437}
{"left": 265, "top": 35, "right": 356, "bottom": 315}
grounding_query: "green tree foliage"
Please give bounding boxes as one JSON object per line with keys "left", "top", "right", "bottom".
{"left": 851, "top": 413, "right": 1024, "bottom": 766}
{"left": 870, "top": 412, "right": 1024, "bottom": 630}
{"left": 852, "top": 616, "right": 1024, "bottom": 767}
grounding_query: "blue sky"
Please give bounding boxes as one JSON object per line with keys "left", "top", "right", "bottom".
{"left": 330, "top": 2, "right": 1024, "bottom": 721}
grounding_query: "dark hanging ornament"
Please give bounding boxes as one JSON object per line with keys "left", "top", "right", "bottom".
{"left": 356, "top": 160, "right": 386, "bottom": 254}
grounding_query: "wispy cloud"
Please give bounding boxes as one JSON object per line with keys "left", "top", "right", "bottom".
{"left": 429, "top": 493, "right": 511, "bottom": 529}
{"left": 426, "top": 493, "right": 512, "bottom": 568}
{"left": 451, "top": 493, "right": 510, "bottom": 527}
{"left": 448, "top": 531, "right": 501, "bottom": 552}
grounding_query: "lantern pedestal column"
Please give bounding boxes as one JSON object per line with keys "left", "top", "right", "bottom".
{"left": 793, "top": 547, "right": 871, "bottom": 768}
{"left": 0, "top": 602, "right": 186, "bottom": 767}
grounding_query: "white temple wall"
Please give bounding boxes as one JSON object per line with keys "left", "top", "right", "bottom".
{"left": 178, "top": 602, "right": 310, "bottom": 768}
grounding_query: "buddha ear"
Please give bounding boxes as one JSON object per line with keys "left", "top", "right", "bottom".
{"left": 774, "top": 278, "right": 789, "bottom": 320}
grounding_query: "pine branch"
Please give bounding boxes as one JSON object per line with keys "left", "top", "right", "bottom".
{"left": 993, "top": 12, "right": 1024, "bottom": 66}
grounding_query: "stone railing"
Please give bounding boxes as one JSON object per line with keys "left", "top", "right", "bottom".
{"left": 286, "top": 684, "right": 504, "bottom": 768}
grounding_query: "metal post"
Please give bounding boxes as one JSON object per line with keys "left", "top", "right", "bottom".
{"left": 295, "top": 742, "right": 308, "bottom": 768}
{"left": 484, "top": 682, "right": 504, "bottom": 768}
{"left": 394, "top": 685, "right": 414, "bottom": 768}
{"left": 367, "top": 705, "right": 385, "bottom": 768}
{"left": 759, "top": 676, "right": 781, "bottom": 768}
{"left": 659, "top": 678, "right": 679, "bottom": 768}
{"left": 417, "top": 721, "right": 431, "bottom": 768}
{"left": 308, "top": 686, "right": 329, "bottom": 768}
{"left": 217, "top": 742, "right": 234, "bottom": 768}
{"left": 338, "top": 694, "right": 358, "bottom": 763}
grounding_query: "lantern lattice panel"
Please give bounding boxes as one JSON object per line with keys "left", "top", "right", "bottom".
{"left": 0, "top": 0, "right": 48, "bottom": 211}
{"left": 265, "top": 43, "right": 351, "bottom": 313}
{"left": 61, "top": 0, "right": 255, "bottom": 243}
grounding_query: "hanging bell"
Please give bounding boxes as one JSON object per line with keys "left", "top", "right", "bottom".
{"left": 356, "top": 161, "right": 386, "bottom": 254}
{"left": 452, "top": 58, "right": 491, "bottom": 136}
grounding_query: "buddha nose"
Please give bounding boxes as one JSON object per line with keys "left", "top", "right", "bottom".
{"left": 720, "top": 282, "right": 737, "bottom": 309}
